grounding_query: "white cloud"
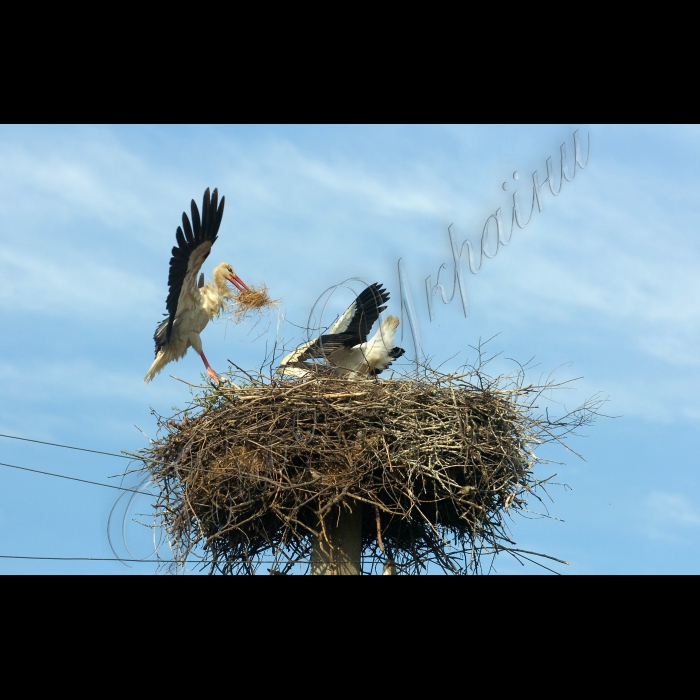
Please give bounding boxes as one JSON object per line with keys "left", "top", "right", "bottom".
{"left": 642, "top": 491, "right": 700, "bottom": 544}
{"left": 0, "top": 247, "right": 162, "bottom": 319}
{"left": 442, "top": 157, "right": 700, "bottom": 373}
{"left": 0, "top": 356, "right": 184, "bottom": 406}
{"left": 0, "top": 128, "right": 165, "bottom": 232}
{"left": 216, "top": 136, "right": 468, "bottom": 222}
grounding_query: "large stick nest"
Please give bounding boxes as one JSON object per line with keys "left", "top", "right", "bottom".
{"left": 136, "top": 350, "right": 604, "bottom": 575}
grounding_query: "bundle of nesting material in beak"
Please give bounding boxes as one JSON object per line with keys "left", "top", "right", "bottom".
{"left": 229, "top": 284, "right": 280, "bottom": 323}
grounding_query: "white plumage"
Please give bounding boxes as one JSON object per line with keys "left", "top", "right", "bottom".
{"left": 327, "top": 315, "right": 402, "bottom": 376}
{"left": 277, "top": 283, "right": 405, "bottom": 379}
{"left": 144, "top": 188, "right": 248, "bottom": 384}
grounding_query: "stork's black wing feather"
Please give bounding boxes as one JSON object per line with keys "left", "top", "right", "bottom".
{"left": 153, "top": 316, "right": 169, "bottom": 356}
{"left": 277, "top": 283, "right": 390, "bottom": 372}
{"left": 294, "top": 332, "right": 360, "bottom": 361}
{"left": 331, "top": 283, "right": 389, "bottom": 347}
{"left": 158, "top": 187, "right": 225, "bottom": 348}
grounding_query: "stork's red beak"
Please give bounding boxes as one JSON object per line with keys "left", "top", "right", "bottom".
{"left": 229, "top": 274, "right": 248, "bottom": 292}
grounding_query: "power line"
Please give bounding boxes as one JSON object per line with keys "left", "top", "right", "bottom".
{"left": 0, "top": 555, "right": 164, "bottom": 562}
{"left": 0, "top": 432, "right": 131, "bottom": 459}
{"left": 0, "top": 554, "right": 311, "bottom": 565}
{"left": 0, "top": 461, "right": 153, "bottom": 496}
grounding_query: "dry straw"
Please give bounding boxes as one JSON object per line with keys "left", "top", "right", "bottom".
{"left": 134, "top": 344, "right": 605, "bottom": 575}
{"left": 229, "top": 285, "right": 280, "bottom": 324}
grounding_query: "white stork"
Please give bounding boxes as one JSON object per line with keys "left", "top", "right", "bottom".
{"left": 277, "top": 283, "right": 405, "bottom": 378}
{"left": 144, "top": 188, "right": 248, "bottom": 384}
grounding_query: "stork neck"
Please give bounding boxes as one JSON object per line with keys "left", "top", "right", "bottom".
{"left": 212, "top": 268, "right": 233, "bottom": 296}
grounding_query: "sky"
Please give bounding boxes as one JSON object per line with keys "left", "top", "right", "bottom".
{"left": 1, "top": 124, "right": 698, "bottom": 574}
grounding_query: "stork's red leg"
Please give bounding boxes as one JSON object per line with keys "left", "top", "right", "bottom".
{"left": 199, "top": 351, "right": 219, "bottom": 383}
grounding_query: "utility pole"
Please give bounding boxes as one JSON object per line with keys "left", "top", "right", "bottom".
{"left": 311, "top": 503, "right": 363, "bottom": 575}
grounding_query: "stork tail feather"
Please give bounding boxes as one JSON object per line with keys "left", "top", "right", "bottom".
{"left": 144, "top": 351, "right": 169, "bottom": 383}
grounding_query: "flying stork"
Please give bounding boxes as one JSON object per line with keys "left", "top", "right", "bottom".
{"left": 277, "top": 283, "right": 405, "bottom": 378}
{"left": 144, "top": 188, "right": 248, "bottom": 384}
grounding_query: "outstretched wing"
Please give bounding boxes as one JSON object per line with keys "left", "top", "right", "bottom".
{"left": 278, "top": 283, "right": 391, "bottom": 372}
{"left": 161, "top": 188, "right": 225, "bottom": 347}
{"left": 280, "top": 332, "right": 359, "bottom": 367}
{"left": 328, "top": 283, "right": 389, "bottom": 345}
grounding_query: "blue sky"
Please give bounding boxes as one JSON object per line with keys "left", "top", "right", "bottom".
{"left": 1, "top": 124, "right": 698, "bottom": 574}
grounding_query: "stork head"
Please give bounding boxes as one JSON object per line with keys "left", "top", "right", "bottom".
{"left": 214, "top": 262, "right": 248, "bottom": 292}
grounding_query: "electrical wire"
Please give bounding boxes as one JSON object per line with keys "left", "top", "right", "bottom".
{"left": 0, "top": 461, "right": 153, "bottom": 496}
{"left": 0, "top": 432, "right": 131, "bottom": 458}
{"left": 0, "top": 554, "right": 353, "bottom": 566}
{"left": 0, "top": 435, "right": 561, "bottom": 574}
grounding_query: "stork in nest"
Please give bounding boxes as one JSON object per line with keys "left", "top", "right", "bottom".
{"left": 277, "top": 283, "right": 405, "bottom": 379}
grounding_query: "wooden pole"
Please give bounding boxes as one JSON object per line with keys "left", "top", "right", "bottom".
{"left": 311, "top": 503, "right": 363, "bottom": 575}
